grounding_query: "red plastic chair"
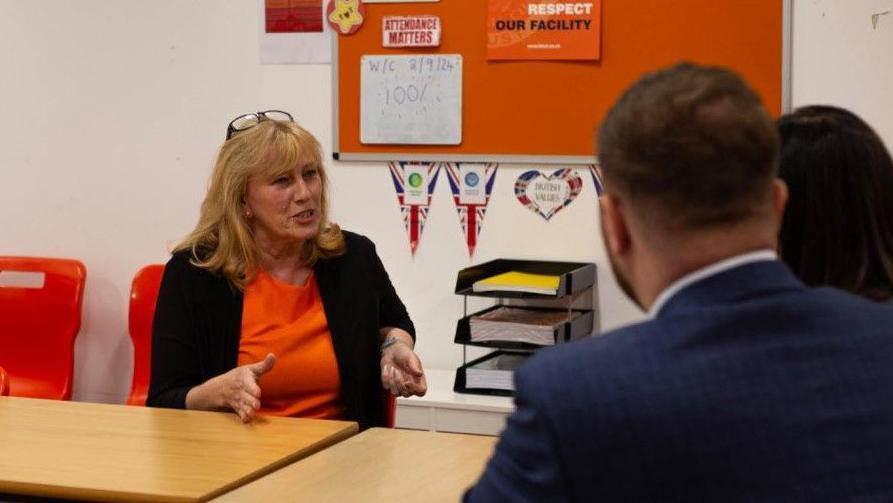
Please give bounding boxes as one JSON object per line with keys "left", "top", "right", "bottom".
{"left": 0, "top": 257, "right": 86, "bottom": 400}
{"left": 126, "top": 264, "right": 165, "bottom": 406}
{"left": 385, "top": 391, "right": 396, "bottom": 428}
{"left": 0, "top": 366, "right": 9, "bottom": 396}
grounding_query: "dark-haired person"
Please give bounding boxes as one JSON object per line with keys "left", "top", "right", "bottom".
{"left": 465, "top": 64, "right": 893, "bottom": 502}
{"left": 778, "top": 105, "right": 893, "bottom": 302}
{"left": 147, "top": 111, "right": 426, "bottom": 429}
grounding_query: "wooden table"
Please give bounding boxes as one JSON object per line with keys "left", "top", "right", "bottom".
{"left": 0, "top": 396, "right": 357, "bottom": 502}
{"left": 214, "top": 427, "right": 497, "bottom": 502}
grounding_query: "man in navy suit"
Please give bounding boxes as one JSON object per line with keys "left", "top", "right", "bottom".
{"left": 465, "top": 63, "right": 893, "bottom": 502}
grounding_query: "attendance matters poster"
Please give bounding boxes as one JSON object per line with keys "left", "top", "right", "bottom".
{"left": 487, "top": 0, "right": 601, "bottom": 60}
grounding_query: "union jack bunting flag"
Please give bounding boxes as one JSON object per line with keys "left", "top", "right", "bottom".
{"left": 444, "top": 162, "right": 498, "bottom": 257}
{"left": 388, "top": 161, "right": 441, "bottom": 255}
{"left": 589, "top": 163, "right": 604, "bottom": 197}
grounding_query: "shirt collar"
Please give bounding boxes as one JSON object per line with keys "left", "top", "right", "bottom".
{"left": 647, "top": 249, "right": 778, "bottom": 319}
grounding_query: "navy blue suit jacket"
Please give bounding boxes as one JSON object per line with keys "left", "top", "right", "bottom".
{"left": 466, "top": 261, "right": 893, "bottom": 502}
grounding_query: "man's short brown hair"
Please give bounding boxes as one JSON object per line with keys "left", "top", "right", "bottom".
{"left": 597, "top": 63, "right": 780, "bottom": 230}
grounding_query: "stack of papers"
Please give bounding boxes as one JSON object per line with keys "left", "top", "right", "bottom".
{"left": 465, "top": 353, "right": 529, "bottom": 391}
{"left": 470, "top": 307, "right": 578, "bottom": 346}
{"left": 471, "top": 271, "right": 560, "bottom": 295}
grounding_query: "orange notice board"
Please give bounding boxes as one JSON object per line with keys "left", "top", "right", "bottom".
{"left": 333, "top": 0, "right": 787, "bottom": 163}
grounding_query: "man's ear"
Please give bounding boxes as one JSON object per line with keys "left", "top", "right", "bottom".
{"left": 600, "top": 194, "right": 631, "bottom": 257}
{"left": 772, "top": 178, "right": 788, "bottom": 225}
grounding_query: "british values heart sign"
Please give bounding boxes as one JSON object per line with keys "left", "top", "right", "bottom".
{"left": 514, "top": 167, "right": 582, "bottom": 221}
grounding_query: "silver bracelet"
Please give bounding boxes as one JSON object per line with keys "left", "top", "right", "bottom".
{"left": 380, "top": 335, "right": 403, "bottom": 353}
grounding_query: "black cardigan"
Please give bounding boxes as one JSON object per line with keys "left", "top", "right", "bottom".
{"left": 146, "top": 231, "right": 415, "bottom": 430}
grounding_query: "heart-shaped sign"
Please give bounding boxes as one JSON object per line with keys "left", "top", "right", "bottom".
{"left": 514, "top": 168, "right": 582, "bottom": 221}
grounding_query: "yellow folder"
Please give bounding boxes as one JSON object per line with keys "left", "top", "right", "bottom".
{"left": 472, "top": 271, "right": 560, "bottom": 295}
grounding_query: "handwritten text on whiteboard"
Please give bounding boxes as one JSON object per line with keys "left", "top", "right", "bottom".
{"left": 360, "top": 54, "right": 463, "bottom": 145}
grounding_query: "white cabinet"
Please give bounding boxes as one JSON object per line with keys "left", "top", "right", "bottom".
{"left": 395, "top": 369, "right": 514, "bottom": 436}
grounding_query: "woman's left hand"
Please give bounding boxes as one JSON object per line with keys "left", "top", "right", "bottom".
{"left": 380, "top": 339, "right": 427, "bottom": 398}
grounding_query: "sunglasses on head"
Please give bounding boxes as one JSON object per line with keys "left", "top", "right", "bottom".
{"left": 225, "top": 110, "right": 294, "bottom": 140}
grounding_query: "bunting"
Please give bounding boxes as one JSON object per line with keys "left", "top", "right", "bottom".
{"left": 388, "top": 161, "right": 440, "bottom": 254}
{"left": 589, "top": 163, "right": 604, "bottom": 197}
{"left": 444, "top": 163, "right": 498, "bottom": 257}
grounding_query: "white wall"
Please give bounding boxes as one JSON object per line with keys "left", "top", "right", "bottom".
{"left": 3, "top": 0, "right": 891, "bottom": 404}
{"left": 791, "top": 0, "right": 893, "bottom": 148}
{"left": 0, "top": 0, "right": 641, "bottom": 403}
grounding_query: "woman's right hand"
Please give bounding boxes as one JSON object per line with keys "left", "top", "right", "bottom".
{"left": 184, "top": 353, "right": 276, "bottom": 423}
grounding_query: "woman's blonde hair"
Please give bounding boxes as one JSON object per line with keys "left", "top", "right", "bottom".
{"left": 176, "top": 120, "right": 345, "bottom": 289}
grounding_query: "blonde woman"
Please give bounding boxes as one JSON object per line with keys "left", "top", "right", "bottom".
{"left": 148, "top": 111, "right": 426, "bottom": 428}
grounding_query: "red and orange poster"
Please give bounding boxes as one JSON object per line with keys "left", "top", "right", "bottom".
{"left": 487, "top": 0, "right": 601, "bottom": 60}
{"left": 266, "top": 0, "right": 323, "bottom": 33}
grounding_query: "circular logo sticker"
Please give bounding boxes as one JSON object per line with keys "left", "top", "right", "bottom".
{"left": 464, "top": 172, "right": 480, "bottom": 187}
{"left": 408, "top": 172, "right": 424, "bottom": 188}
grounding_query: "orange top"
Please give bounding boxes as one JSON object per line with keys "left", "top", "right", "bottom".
{"left": 238, "top": 270, "right": 344, "bottom": 419}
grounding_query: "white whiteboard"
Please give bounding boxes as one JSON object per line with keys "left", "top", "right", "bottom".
{"left": 360, "top": 54, "right": 462, "bottom": 145}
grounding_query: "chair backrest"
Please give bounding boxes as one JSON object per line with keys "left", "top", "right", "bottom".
{"left": 0, "top": 366, "right": 9, "bottom": 396}
{"left": 126, "top": 264, "right": 165, "bottom": 406}
{"left": 0, "top": 256, "right": 86, "bottom": 400}
{"left": 385, "top": 391, "right": 396, "bottom": 428}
